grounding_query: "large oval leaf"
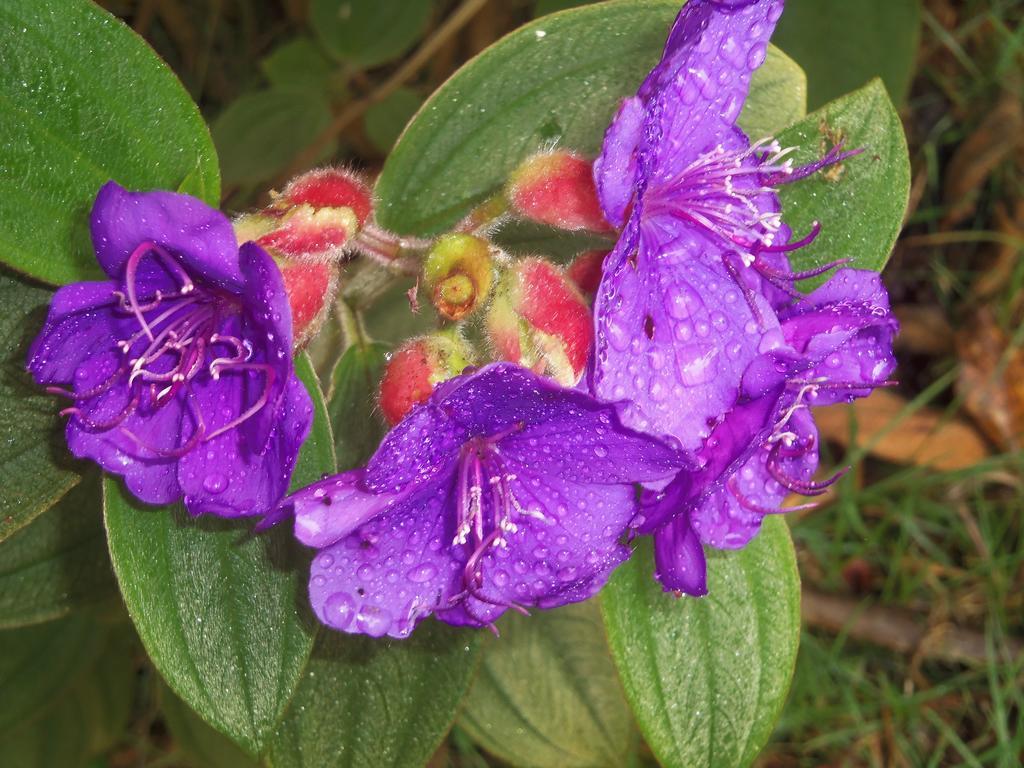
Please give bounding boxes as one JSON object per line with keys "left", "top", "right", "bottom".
{"left": 375, "top": 0, "right": 805, "bottom": 237}
{"left": 0, "top": 472, "right": 116, "bottom": 629}
{"left": 267, "top": 623, "right": 480, "bottom": 768}
{"left": 103, "top": 354, "right": 335, "bottom": 757}
{"left": 601, "top": 516, "right": 801, "bottom": 768}
{"left": 777, "top": 79, "right": 910, "bottom": 281}
{"left": 0, "top": 268, "right": 84, "bottom": 541}
{"left": 0, "top": 0, "right": 219, "bottom": 285}
{"left": 458, "top": 601, "right": 635, "bottom": 768}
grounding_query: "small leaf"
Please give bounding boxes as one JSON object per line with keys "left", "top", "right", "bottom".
{"left": 375, "top": 0, "right": 805, "bottom": 237}
{"left": 458, "top": 601, "right": 636, "bottom": 768}
{"left": 0, "top": 472, "right": 117, "bottom": 629}
{"left": 161, "top": 684, "right": 263, "bottom": 768}
{"left": 103, "top": 354, "right": 335, "bottom": 756}
{"left": 0, "top": 613, "right": 106, "bottom": 735}
{"left": 213, "top": 89, "right": 333, "bottom": 187}
{"left": 311, "top": 0, "right": 433, "bottom": 69}
{"left": 328, "top": 342, "right": 390, "bottom": 471}
{"left": 777, "top": 79, "right": 910, "bottom": 281}
{"left": 0, "top": 269, "right": 84, "bottom": 542}
{"left": 0, "top": 0, "right": 219, "bottom": 285}
{"left": 774, "top": 0, "right": 921, "bottom": 109}
{"left": 267, "top": 623, "right": 480, "bottom": 768}
{"left": 364, "top": 87, "right": 424, "bottom": 154}
{"left": 601, "top": 517, "right": 801, "bottom": 768}
{"left": 261, "top": 38, "right": 335, "bottom": 92}
{"left": 0, "top": 619, "right": 136, "bottom": 768}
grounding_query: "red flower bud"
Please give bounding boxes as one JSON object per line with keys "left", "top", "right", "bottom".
{"left": 281, "top": 167, "right": 373, "bottom": 227}
{"left": 279, "top": 261, "right": 337, "bottom": 349}
{"left": 566, "top": 249, "right": 609, "bottom": 300}
{"left": 422, "top": 234, "right": 494, "bottom": 321}
{"left": 506, "top": 151, "right": 611, "bottom": 233}
{"left": 485, "top": 258, "right": 593, "bottom": 386}
{"left": 378, "top": 333, "right": 475, "bottom": 425}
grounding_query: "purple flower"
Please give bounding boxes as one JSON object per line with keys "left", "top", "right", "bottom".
{"left": 641, "top": 269, "right": 898, "bottom": 594}
{"left": 279, "top": 364, "right": 688, "bottom": 638}
{"left": 27, "top": 182, "right": 313, "bottom": 518}
{"left": 591, "top": 0, "right": 855, "bottom": 452}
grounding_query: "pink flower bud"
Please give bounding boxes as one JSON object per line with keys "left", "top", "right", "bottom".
{"left": 378, "top": 333, "right": 475, "bottom": 425}
{"left": 485, "top": 258, "right": 593, "bottom": 386}
{"left": 506, "top": 151, "right": 612, "bottom": 233}
{"left": 422, "top": 234, "right": 494, "bottom": 321}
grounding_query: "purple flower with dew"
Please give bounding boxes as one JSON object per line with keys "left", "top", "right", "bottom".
{"left": 591, "top": 0, "right": 858, "bottom": 453}
{"left": 28, "top": 182, "right": 313, "bottom": 517}
{"left": 278, "top": 364, "right": 689, "bottom": 638}
{"left": 640, "top": 269, "right": 898, "bottom": 594}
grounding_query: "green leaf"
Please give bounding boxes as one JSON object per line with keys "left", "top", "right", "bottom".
{"left": 775, "top": 0, "right": 921, "bottom": 109}
{"left": 0, "top": 472, "right": 117, "bottom": 629}
{"left": 777, "top": 79, "right": 910, "bottom": 281}
{"left": 0, "top": 613, "right": 106, "bottom": 735}
{"left": 261, "top": 38, "right": 335, "bottom": 92}
{"left": 103, "top": 354, "right": 335, "bottom": 757}
{"left": 375, "top": 0, "right": 805, "bottom": 237}
{"left": 601, "top": 516, "right": 801, "bottom": 768}
{"left": 458, "top": 601, "right": 635, "bottom": 768}
{"left": 213, "top": 89, "right": 333, "bottom": 187}
{"left": 533, "top": 0, "right": 595, "bottom": 17}
{"left": 364, "top": 88, "right": 424, "bottom": 154}
{"left": 0, "top": 619, "right": 136, "bottom": 768}
{"left": 267, "top": 623, "right": 480, "bottom": 768}
{"left": 0, "top": 0, "right": 219, "bottom": 285}
{"left": 0, "top": 269, "right": 84, "bottom": 542}
{"left": 311, "top": 0, "right": 433, "bottom": 69}
{"left": 162, "top": 684, "right": 263, "bottom": 768}
{"left": 328, "top": 342, "right": 389, "bottom": 471}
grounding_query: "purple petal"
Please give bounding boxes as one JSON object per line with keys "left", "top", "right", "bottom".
{"left": 594, "top": 96, "right": 645, "bottom": 227}
{"left": 636, "top": 0, "right": 783, "bottom": 179}
{"left": 66, "top": 394, "right": 187, "bottom": 505}
{"left": 236, "top": 242, "right": 297, "bottom": 453}
{"left": 692, "top": 406, "right": 819, "bottom": 549}
{"left": 177, "top": 371, "right": 313, "bottom": 518}
{"left": 308, "top": 480, "right": 463, "bottom": 639}
{"left": 592, "top": 222, "right": 781, "bottom": 451}
{"left": 780, "top": 269, "right": 898, "bottom": 403}
{"left": 289, "top": 469, "right": 409, "bottom": 548}
{"left": 437, "top": 465, "right": 633, "bottom": 627}
{"left": 26, "top": 281, "right": 128, "bottom": 386}
{"left": 90, "top": 182, "right": 243, "bottom": 291}
{"left": 652, "top": 516, "right": 707, "bottom": 596}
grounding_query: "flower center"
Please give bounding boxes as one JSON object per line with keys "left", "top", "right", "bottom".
{"left": 645, "top": 138, "right": 796, "bottom": 254}
{"left": 449, "top": 427, "right": 544, "bottom": 620}
{"left": 56, "top": 242, "right": 274, "bottom": 457}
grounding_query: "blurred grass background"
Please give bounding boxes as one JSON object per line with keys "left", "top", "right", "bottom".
{"left": 95, "top": 0, "right": 1023, "bottom": 765}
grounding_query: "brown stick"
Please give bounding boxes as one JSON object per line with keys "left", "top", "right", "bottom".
{"left": 801, "top": 587, "right": 1022, "bottom": 666}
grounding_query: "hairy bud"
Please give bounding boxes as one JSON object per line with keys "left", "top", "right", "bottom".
{"left": 506, "top": 151, "right": 611, "bottom": 233}
{"left": 566, "top": 249, "right": 609, "bottom": 300}
{"left": 378, "top": 332, "right": 475, "bottom": 425}
{"left": 485, "top": 258, "right": 593, "bottom": 386}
